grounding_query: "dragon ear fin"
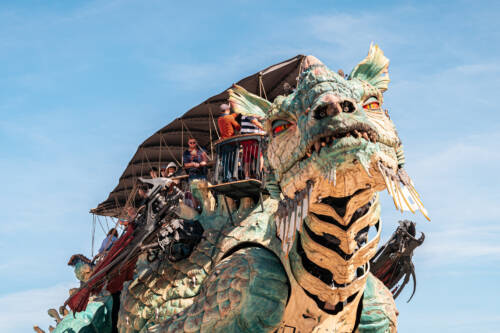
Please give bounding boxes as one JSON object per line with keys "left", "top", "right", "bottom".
{"left": 348, "top": 43, "right": 390, "bottom": 93}
{"left": 228, "top": 84, "right": 271, "bottom": 118}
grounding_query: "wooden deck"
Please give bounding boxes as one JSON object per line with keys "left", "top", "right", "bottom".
{"left": 208, "top": 179, "right": 265, "bottom": 199}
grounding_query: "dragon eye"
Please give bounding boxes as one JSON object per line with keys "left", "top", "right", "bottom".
{"left": 272, "top": 120, "right": 292, "bottom": 135}
{"left": 363, "top": 97, "right": 381, "bottom": 110}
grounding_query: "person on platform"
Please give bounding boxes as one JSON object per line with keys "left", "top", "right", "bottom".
{"left": 217, "top": 103, "right": 240, "bottom": 182}
{"left": 98, "top": 228, "right": 119, "bottom": 254}
{"left": 240, "top": 115, "right": 265, "bottom": 179}
{"left": 165, "top": 162, "right": 178, "bottom": 177}
{"left": 183, "top": 138, "right": 208, "bottom": 182}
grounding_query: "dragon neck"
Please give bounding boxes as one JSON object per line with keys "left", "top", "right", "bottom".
{"left": 290, "top": 188, "right": 381, "bottom": 314}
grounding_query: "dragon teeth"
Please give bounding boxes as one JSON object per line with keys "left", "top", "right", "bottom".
{"left": 300, "top": 198, "right": 308, "bottom": 232}
{"left": 377, "top": 161, "right": 431, "bottom": 221}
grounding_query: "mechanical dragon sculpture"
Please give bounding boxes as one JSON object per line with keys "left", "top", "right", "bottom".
{"left": 43, "top": 44, "right": 428, "bottom": 333}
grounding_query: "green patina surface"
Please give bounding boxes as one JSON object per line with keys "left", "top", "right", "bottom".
{"left": 53, "top": 296, "right": 113, "bottom": 333}
{"left": 358, "top": 275, "right": 396, "bottom": 333}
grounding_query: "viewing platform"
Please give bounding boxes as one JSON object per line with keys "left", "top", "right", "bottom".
{"left": 209, "top": 133, "right": 267, "bottom": 199}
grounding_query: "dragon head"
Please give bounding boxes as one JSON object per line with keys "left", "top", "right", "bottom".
{"left": 266, "top": 45, "right": 397, "bottom": 200}
{"left": 230, "top": 44, "right": 427, "bottom": 222}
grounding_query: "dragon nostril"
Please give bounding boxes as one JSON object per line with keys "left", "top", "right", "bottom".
{"left": 314, "top": 105, "right": 328, "bottom": 120}
{"left": 341, "top": 101, "right": 355, "bottom": 113}
{"left": 314, "top": 101, "right": 354, "bottom": 119}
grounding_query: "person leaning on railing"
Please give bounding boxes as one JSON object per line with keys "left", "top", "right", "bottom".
{"left": 183, "top": 138, "right": 208, "bottom": 182}
{"left": 240, "top": 115, "right": 265, "bottom": 179}
{"left": 217, "top": 103, "right": 240, "bottom": 182}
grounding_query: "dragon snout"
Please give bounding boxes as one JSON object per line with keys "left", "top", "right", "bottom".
{"left": 313, "top": 94, "right": 356, "bottom": 120}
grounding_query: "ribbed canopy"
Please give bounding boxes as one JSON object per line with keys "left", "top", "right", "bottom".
{"left": 91, "top": 55, "right": 305, "bottom": 217}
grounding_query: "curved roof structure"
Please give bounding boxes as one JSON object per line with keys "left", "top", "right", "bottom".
{"left": 91, "top": 55, "right": 305, "bottom": 217}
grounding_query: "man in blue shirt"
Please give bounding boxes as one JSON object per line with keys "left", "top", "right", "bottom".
{"left": 183, "top": 138, "right": 208, "bottom": 182}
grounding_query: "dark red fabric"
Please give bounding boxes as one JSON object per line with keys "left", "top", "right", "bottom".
{"left": 67, "top": 224, "right": 136, "bottom": 312}
{"left": 241, "top": 139, "right": 259, "bottom": 163}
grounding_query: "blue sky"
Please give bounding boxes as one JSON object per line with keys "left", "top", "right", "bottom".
{"left": 0, "top": 0, "right": 499, "bottom": 331}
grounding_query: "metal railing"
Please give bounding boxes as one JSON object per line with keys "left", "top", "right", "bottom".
{"left": 213, "top": 134, "right": 266, "bottom": 184}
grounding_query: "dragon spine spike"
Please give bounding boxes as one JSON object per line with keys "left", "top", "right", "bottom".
{"left": 276, "top": 216, "right": 282, "bottom": 238}
{"left": 394, "top": 179, "right": 404, "bottom": 212}
{"left": 296, "top": 201, "right": 302, "bottom": 231}
{"left": 398, "top": 185, "right": 414, "bottom": 213}
{"left": 407, "top": 186, "right": 422, "bottom": 206}
{"left": 279, "top": 215, "right": 285, "bottom": 241}
{"left": 394, "top": 181, "right": 404, "bottom": 213}
{"left": 400, "top": 185, "right": 417, "bottom": 213}
{"left": 282, "top": 203, "right": 291, "bottom": 252}
{"left": 409, "top": 183, "right": 421, "bottom": 199}
{"left": 407, "top": 186, "right": 431, "bottom": 221}
{"left": 300, "top": 197, "right": 308, "bottom": 231}
{"left": 379, "top": 164, "right": 399, "bottom": 210}
{"left": 389, "top": 177, "right": 401, "bottom": 211}
{"left": 290, "top": 201, "right": 298, "bottom": 245}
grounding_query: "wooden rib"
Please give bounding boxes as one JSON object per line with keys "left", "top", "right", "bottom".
{"left": 300, "top": 225, "right": 381, "bottom": 284}
{"left": 309, "top": 202, "right": 344, "bottom": 224}
{"left": 305, "top": 199, "right": 380, "bottom": 254}
{"left": 290, "top": 248, "right": 369, "bottom": 304}
{"left": 344, "top": 189, "right": 375, "bottom": 224}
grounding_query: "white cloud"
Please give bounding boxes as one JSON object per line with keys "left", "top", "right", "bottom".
{"left": 420, "top": 224, "right": 500, "bottom": 265}
{"left": 407, "top": 131, "right": 500, "bottom": 224}
{"left": 391, "top": 131, "right": 500, "bottom": 265}
{"left": 454, "top": 63, "right": 500, "bottom": 75}
{"left": 0, "top": 282, "right": 76, "bottom": 333}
